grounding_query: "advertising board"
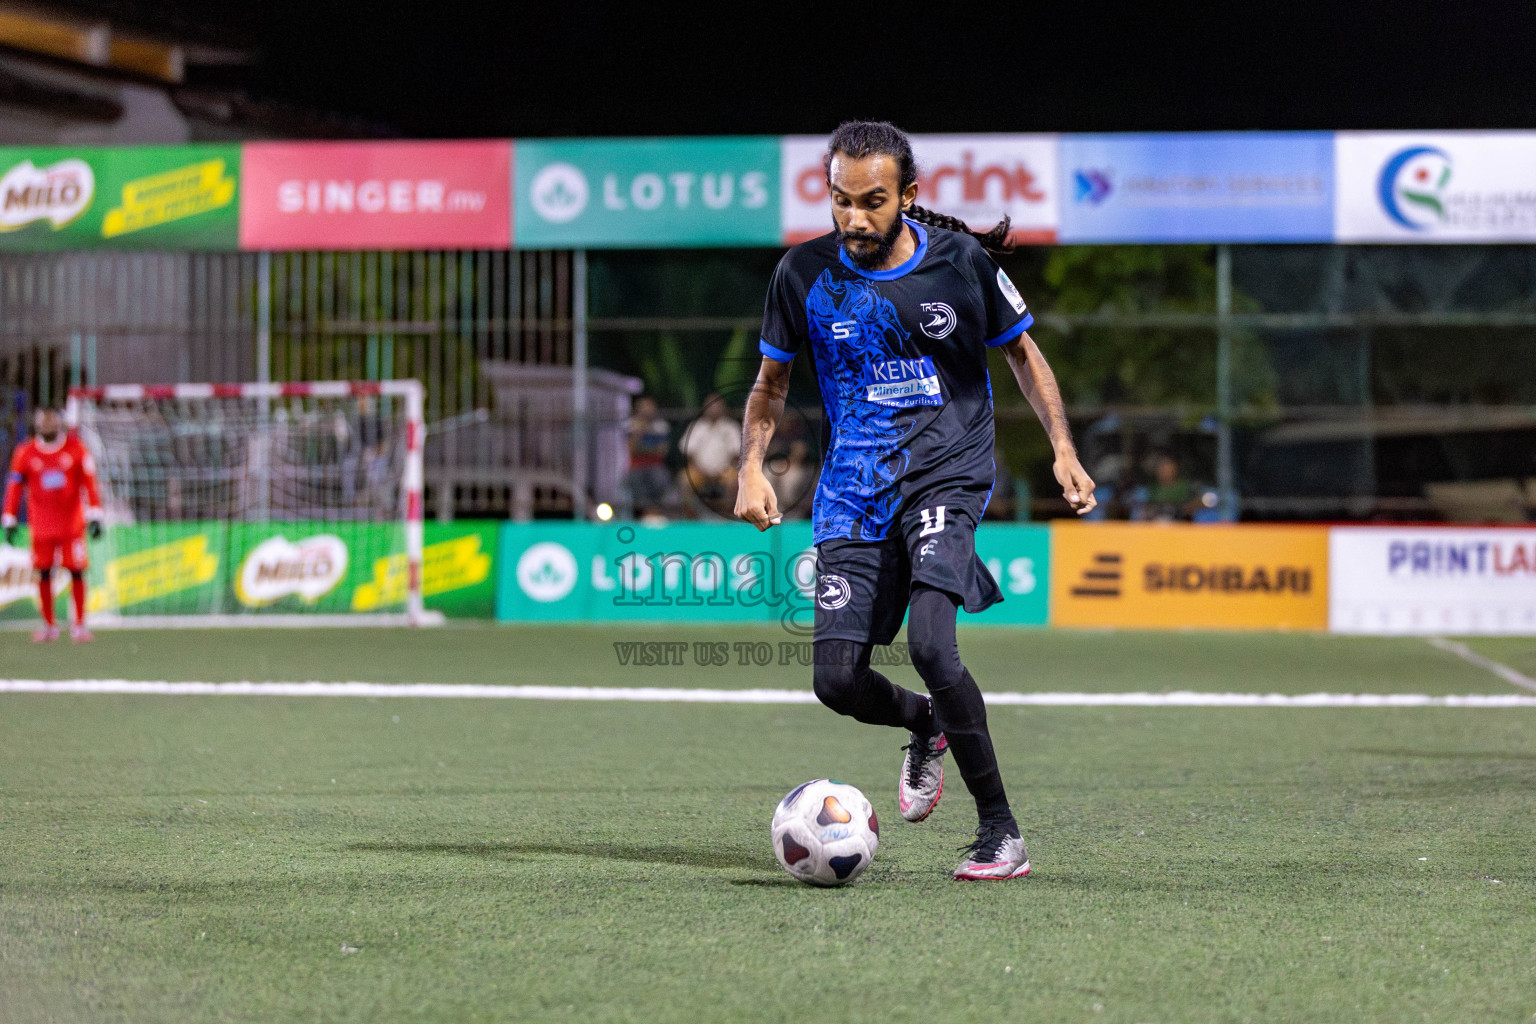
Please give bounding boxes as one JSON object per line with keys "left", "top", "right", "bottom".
{"left": 780, "top": 134, "right": 1059, "bottom": 245}
{"left": 239, "top": 140, "right": 512, "bottom": 250}
{"left": 1050, "top": 522, "right": 1328, "bottom": 630}
{"left": 351, "top": 520, "right": 497, "bottom": 617}
{"left": 0, "top": 145, "right": 239, "bottom": 250}
{"left": 497, "top": 521, "right": 815, "bottom": 625}
{"left": 515, "top": 137, "right": 780, "bottom": 248}
{"left": 0, "top": 520, "right": 494, "bottom": 620}
{"left": 1329, "top": 527, "right": 1536, "bottom": 634}
{"left": 496, "top": 522, "right": 1050, "bottom": 626}
{"left": 1334, "top": 131, "right": 1536, "bottom": 243}
{"left": 1057, "top": 133, "right": 1334, "bottom": 243}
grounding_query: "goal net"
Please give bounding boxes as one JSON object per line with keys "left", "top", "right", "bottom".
{"left": 66, "top": 381, "right": 429, "bottom": 626}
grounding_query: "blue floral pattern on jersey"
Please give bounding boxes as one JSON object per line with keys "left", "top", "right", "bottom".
{"left": 804, "top": 271, "right": 917, "bottom": 542}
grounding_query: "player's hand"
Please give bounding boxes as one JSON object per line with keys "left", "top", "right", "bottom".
{"left": 88, "top": 520, "right": 103, "bottom": 540}
{"left": 1053, "top": 453, "right": 1097, "bottom": 516}
{"left": 2, "top": 525, "right": 14, "bottom": 546}
{"left": 735, "top": 467, "right": 782, "bottom": 531}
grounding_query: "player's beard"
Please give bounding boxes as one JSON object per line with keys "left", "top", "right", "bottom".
{"left": 37, "top": 429, "right": 58, "bottom": 443}
{"left": 836, "top": 215, "right": 906, "bottom": 270}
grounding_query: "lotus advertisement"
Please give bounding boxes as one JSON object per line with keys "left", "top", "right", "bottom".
{"left": 495, "top": 522, "right": 1050, "bottom": 626}
{"left": 514, "top": 136, "right": 781, "bottom": 248}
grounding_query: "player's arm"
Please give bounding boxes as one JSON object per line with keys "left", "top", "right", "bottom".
{"left": 79, "top": 444, "right": 104, "bottom": 537}
{"left": 737, "top": 253, "right": 807, "bottom": 531}
{"left": 998, "top": 332, "right": 1097, "bottom": 515}
{"left": 735, "top": 356, "right": 791, "bottom": 531}
{"left": 2, "top": 445, "right": 24, "bottom": 542}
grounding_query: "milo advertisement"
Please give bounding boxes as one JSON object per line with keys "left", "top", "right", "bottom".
{"left": 351, "top": 521, "right": 497, "bottom": 617}
{"left": 0, "top": 519, "right": 496, "bottom": 619}
{"left": 0, "top": 145, "right": 239, "bottom": 250}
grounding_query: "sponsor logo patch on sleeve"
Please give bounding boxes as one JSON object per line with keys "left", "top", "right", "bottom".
{"left": 997, "top": 268, "right": 1028, "bottom": 314}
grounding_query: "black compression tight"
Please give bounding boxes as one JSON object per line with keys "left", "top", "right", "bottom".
{"left": 811, "top": 585, "right": 1014, "bottom": 826}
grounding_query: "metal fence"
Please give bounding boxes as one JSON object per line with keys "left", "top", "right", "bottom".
{"left": 0, "top": 250, "right": 590, "bottom": 520}
{"left": 5, "top": 244, "right": 1536, "bottom": 524}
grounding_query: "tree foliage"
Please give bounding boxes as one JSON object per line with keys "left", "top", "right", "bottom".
{"left": 1022, "top": 245, "right": 1275, "bottom": 412}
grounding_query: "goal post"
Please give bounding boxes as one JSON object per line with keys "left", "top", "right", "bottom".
{"left": 64, "top": 380, "right": 435, "bottom": 627}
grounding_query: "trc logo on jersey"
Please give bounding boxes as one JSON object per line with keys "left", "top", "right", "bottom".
{"left": 816, "top": 573, "right": 852, "bottom": 610}
{"left": 919, "top": 302, "right": 956, "bottom": 339}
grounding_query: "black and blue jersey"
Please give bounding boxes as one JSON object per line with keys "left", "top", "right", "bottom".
{"left": 760, "top": 218, "right": 1034, "bottom": 544}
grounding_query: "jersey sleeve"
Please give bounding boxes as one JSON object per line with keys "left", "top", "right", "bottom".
{"left": 759, "top": 253, "right": 810, "bottom": 363}
{"left": 76, "top": 439, "right": 102, "bottom": 516}
{"left": 971, "top": 244, "right": 1035, "bottom": 348}
{"left": 2, "top": 444, "right": 25, "bottom": 525}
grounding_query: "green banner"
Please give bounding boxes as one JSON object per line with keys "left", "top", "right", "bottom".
{"left": 0, "top": 145, "right": 239, "bottom": 250}
{"left": 514, "top": 137, "right": 780, "bottom": 248}
{"left": 497, "top": 521, "right": 816, "bottom": 626}
{"left": 1, "top": 519, "right": 497, "bottom": 620}
{"left": 495, "top": 522, "right": 1050, "bottom": 627}
{"left": 973, "top": 524, "right": 1051, "bottom": 626}
{"left": 350, "top": 520, "right": 498, "bottom": 618}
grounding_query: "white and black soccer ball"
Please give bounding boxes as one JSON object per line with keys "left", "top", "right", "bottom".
{"left": 771, "top": 779, "right": 879, "bottom": 887}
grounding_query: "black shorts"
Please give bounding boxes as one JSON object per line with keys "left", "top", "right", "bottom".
{"left": 813, "top": 501, "right": 1003, "bottom": 646}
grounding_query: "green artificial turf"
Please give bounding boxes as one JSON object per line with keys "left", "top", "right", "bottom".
{"left": 3, "top": 628, "right": 1535, "bottom": 1023}
{"left": 0, "top": 623, "right": 1522, "bottom": 695}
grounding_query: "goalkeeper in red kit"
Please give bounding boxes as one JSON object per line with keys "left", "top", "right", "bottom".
{"left": 3, "top": 406, "right": 103, "bottom": 643}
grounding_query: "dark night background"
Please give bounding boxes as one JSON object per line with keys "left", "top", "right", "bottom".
{"left": 45, "top": 0, "right": 1536, "bottom": 137}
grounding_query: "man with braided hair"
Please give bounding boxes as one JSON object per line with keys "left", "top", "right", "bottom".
{"left": 736, "top": 121, "right": 1095, "bottom": 880}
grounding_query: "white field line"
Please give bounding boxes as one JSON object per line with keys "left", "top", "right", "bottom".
{"left": 0, "top": 613, "right": 446, "bottom": 630}
{"left": 1427, "top": 637, "right": 1536, "bottom": 694}
{"left": 1, "top": 679, "right": 1535, "bottom": 707}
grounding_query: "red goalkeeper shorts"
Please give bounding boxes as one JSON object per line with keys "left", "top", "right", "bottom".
{"left": 32, "top": 533, "right": 88, "bottom": 572}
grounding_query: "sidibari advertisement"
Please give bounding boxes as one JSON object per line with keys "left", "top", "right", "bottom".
{"left": 515, "top": 137, "right": 781, "bottom": 248}
{"left": 1057, "top": 132, "right": 1334, "bottom": 243}
{"left": 240, "top": 141, "right": 512, "bottom": 250}
{"left": 0, "top": 520, "right": 499, "bottom": 619}
{"left": 1329, "top": 527, "right": 1536, "bottom": 635}
{"left": 1050, "top": 522, "right": 1329, "bottom": 630}
{"left": 780, "top": 134, "right": 1059, "bottom": 245}
{"left": 0, "top": 145, "right": 239, "bottom": 250}
{"left": 495, "top": 522, "right": 1050, "bottom": 627}
{"left": 1334, "top": 132, "right": 1536, "bottom": 243}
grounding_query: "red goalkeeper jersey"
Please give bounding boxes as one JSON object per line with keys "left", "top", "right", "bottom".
{"left": 3, "top": 434, "right": 102, "bottom": 537}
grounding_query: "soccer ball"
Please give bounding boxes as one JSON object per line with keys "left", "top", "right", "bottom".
{"left": 771, "top": 779, "right": 879, "bottom": 887}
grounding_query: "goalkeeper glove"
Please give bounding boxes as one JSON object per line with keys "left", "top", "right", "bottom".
{"left": 3, "top": 525, "right": 14, "bottom": 546}
{"left": 88, "top": 520, "right": 103, "bottom": 540}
